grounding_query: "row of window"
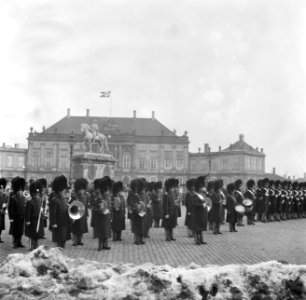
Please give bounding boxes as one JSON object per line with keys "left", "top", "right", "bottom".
{"left": 0, "top": 155, "right": 25, "bottom": 169}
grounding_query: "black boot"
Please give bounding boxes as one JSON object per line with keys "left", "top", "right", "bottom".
{"left": 98, "top": 239, "right": 103, "bottom": 251}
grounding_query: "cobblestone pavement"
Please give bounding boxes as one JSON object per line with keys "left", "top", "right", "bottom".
{"left": 1, "top": 207, "right": 306, "bottom": 266}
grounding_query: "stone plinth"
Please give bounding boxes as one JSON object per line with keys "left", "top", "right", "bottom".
{"left": 71, "top": 153, "right": 116, "bottom": 182}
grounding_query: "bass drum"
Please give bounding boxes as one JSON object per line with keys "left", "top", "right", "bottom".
{"left": 242, "top": 199, "right": 253, "bottom": 213}
{"left": 235, "top": 205, "right": 245, "bottom": 215}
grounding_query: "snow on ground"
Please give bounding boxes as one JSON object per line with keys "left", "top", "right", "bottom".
{"left": 0, "top": 246, "right": 305, "bottom": 299}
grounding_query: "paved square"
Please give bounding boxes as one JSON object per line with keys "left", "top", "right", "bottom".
{"left": 1, "top": 207, "right": 306, "bottom": 266}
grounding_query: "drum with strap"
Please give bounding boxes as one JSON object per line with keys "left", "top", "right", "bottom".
{"left": 242, "top": 198, "right": 253, "bottom": 213}
{"left": 235, "top": 204, "right": 245, "bottom": 215}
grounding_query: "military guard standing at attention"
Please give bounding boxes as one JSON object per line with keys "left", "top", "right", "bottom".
{"left": 226, "top": 183, "right": 238, "bottom": 232}
{"left": 8, "top": 177, "right": 26, "bottom": 248}
{"left": 90, "top": 178, "right": 102, "bottom": 238}
{"left": 93, "top": 177, "right": 112, "bottom": 251}
{"left": 70, "top": 178, "right": 89, "bottom": 246}
{"left": 111, "top": 181, "right": 126, "bottom": 241}
{"left": 140, "top": 179, "right": 152, "bottom": 238}
{"left": 174, "top": 179, "right": 182, "bottom": 219}
{"left": 184, "top": 178, "right": 195, "bottom": 238}
{"left": 49, "top": 175, "right": 71, "bottom": 249}
{"left": 25, "top": 180, "right": 45, "bottom": 250}
{"left": 162, "top": 178, "right": 178, "bottom": 242}
{"left": 191, "top": 176, "right": 208, "bottom": 245}
{"left": 267, "top": 180, "right": 275, "bottom": 222}
{"left": 244, "top": 179, "right": 256, "bottom": 225}
{"left": 211, "top": 179, "right": 223, "bottom": 235}
{"left": 256, "top": 179, "right": 265, "bottom": 222}
{"left": 234, "top": 179, "right": 244, "bottom": 226}
{"left": 273, "top": 181, "right": 282, "bottom": 221}
{"left": 0, "top": 178, "right": 8, "bottom": 243}
{"left": 302, "top": 183, "right": 306, "bottom": 218}
{"left": 280, "top": 181, "right": 288, "bottom": 220}
{"left": 151, "top": 181, "right": 163, "bottom": 228}
{"left": 292, "top": 181, "right": 299, "bottom": 219}
{"left": 37, "top": 178, "right": 48, "bottom": 239}
{"left": 206, "top": 181, "right": 214, "bottom": 230}
{"left": 287, "top": 181, "right": 293, "bottom": 219}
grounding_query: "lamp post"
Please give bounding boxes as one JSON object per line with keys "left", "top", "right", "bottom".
{"left": 69, "top": 132, "right": 76, "bottom": 187}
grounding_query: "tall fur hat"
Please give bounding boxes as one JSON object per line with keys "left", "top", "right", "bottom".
{"left": 234, "top": 179, "right": 243, "bottom": 189}
{"left": 93, "top": 178, "right": 102, "bottom": 190}
{"left": 194, "top": 176, "right": 205, "bottom": 191}
{"left": 174, "top": 179, "right": 179, "bottom": 187}
{"left": 269, "top": 180, "right": 274, "bottom": 187}
{"left": 74, "top": 178, "right": 88, "bottom": 192}
{"left": 37, "top": 178, "right": 47, "bottom": 189}
{"left": 274, "top": 180, "right": 281, "bottom": 188}
{"left": 100, "top": 176, "right": 113, "bottom": 193}
{"left": 263, "top": 178, "right": 270, "bottom": 185}
{"left": 165, "top": 178, "right": 176, "bottom": 191}
{"left": 257, "top": 179, "right": 263, "bottom": 188}
{"left": 130, "top": 178, "right": 139, "bottom": 193}
{"left": 113, "top": 181, "right": 124, "bottom": 195}
{"left": 153, "top": 181, "right": 163, "bottom": 191}
{"left": 186, "top": 178, "right": 196, "bottom": 191}
{"left": 137, "top": 178, "right": 147, "bottom": 193}
{"left": 213, "top": 179, "right": 223, "bottom": 191}
{"left": 227, "top": 183, "right": 236, "bottom": 194}
{"left": 29, "top": 180, "right": 43, "bottom": 196}
{"left": 52, "top": 175, "right": 68, "bottom": 193}
{"left": 292, "top": 181, "right": 298, "bottom": 189}
{"left": 281, "top": 181, "right": 287, "bottom": 188}
{"left": 12, "top": 176, "right": 26, "bottom": 193}
{"left": 246, "top": 179, "right": 255, "bottom": 189}
{"left": 287, "top": 181, "right": 292, "bottom": 187}
{"left": 0, "top": 178, "right": 7, "bottom": 189}
{"left": 207, "top": 181, "right": 214, "bottom": 191}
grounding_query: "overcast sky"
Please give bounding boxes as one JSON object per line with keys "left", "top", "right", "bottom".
{"left": 1, "top": 0, "right": 306, "bottom": 178}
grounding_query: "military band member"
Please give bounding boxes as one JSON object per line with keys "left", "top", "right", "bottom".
{"left": 211, "top": 180, "right": 223, "bottom": 235}
{"left": 8, "top": 177, "right": 26, "bottom": 248}
{"left": 226, "top": 183, "right": 238, "bottom": 232}
{"left": 206, "top": 181, "right": 214, "bottom": 230}
{"left": 287, "top": 181, "right": 293, "bottom": 219}
{"left": 162, "top": 178, "right": 178, "bottom": 242}
{"left": 37, "top": 178, "right": 48, "bottom": 238}
{"left": 280, "top": 181, "right": 288, "bottom": 220}
{"left": 151, "top": 181, "right": 163, "bottom": 228}
{"left": 174, "top": 179, "right": 182, "bottom": 218}
{"left": 184, "top": 178, "right": 195, "bottom": 238}
{"left": 191, "top": 176, "right": 208, "bottom": 245}
{"left": 49, "top": 175, "right": 71, "bottom": 249}
{"left": 70, "top": 178, "right": 89, "bottom": 246}
{"left": 274, "top": 181, "right": 282, "bottom": 221}
{"left": 93, "top": 177, "right": 112, "bottom": 251}
{"left": 234, "top": 179, "right": 244, "bottom": 226}
{"left": 0, "top": 178, "right": 8, "bottom": 243}
{"left": 141, "top": 179, "right": 152, "bottom": 238}
{"left": 297, "top": 183, "right": 303, "bottom": 219}
{"left": 25, "top": 180, "right": 44, "bottom": 250}
{"left": 90, "top": 178, "right": 102, "bottom": 238}
{"left": 111, "top": 181, "right": 126, "bottom": 241}
{"left": 267, "top": 180, "right": 275, "bottom": 222}
{"left": 244, "top": 179, "right": 256, "bottom": 225}
{"left": 302, "top": 183, "right": 306, "bottom": 218}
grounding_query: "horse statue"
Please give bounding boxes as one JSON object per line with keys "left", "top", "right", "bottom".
{"left": 80, "top": 123, "right": 109, "bottom": 154}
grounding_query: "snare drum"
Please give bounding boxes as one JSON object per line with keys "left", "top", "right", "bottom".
{"left": 235, "top": 205, "right": 245, "bottom": 215}
{"left": 242, "top": 199, "right": 253, "bottom": 213}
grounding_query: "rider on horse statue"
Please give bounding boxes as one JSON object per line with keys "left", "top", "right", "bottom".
{"left": 91, "top": 120, "right": 99, "bottom": 143}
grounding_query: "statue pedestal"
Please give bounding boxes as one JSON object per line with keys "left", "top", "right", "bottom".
{"left": 71, "top": 153, "right": 116, "bottom": 182}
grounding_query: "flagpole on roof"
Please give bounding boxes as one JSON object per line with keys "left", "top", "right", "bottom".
{"left": 100, "top": 91, "right": 112, "bottom": 118}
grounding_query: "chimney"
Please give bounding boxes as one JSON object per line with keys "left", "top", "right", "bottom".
{"left": 198, "top": 147, "right": 201, "bottom": 153}
{"left": 133, "top": 110, "right": 136, "bottom": 118}
{"left": 14, "top": 143, "right": 17, "bottom": 148}
{"left": 272, "top": 167, "right": 276, "bottom": 175}
{"left": 152, "top": 111, "right": 155, "bottom": 120}
{"left": 173, "top": 129, "right": 176, "bottom": 135}
{"left": 288, "top": 176, "right": 291, "bottom": 180}
{"left": 204, "top": 143, "right": 209, "bottom": 153}
{"left": 208, "top": 147, "right": 211, "bottom": 153}
{"left": 86, "top": 109, "right": 90, "bottom": 117}
{"left": 42, "top": 126, "right": 45, "bottom": 132}
{"left": 219, "top": 146, "right": 221, "bottom": 152}
{"left": 184, "top": 130, "right": 188, "bottom": 136}
{"left": 256, "top": 147, "right": 258, "bottom": 151}
{"left": 293, "top": 175, "right": 295, "bottom": 180}
{"left": 261, "top": 148, "right": 263, "bottom": 153}
{"left": 2, "top": 142, "right": 5, "bottom": 148}
{"left": 239, "top": 134, "right": 244, "bottom": 142}
{"left": 67, "top": 108, "right": 70, "bottom": 119}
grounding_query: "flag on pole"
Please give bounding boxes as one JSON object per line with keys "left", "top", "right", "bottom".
{"left": 100, "top": 91, "right": 111, "bottom": 98}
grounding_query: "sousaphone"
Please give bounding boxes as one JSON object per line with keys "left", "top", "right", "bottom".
{"left": 68, "top": 200, "right": 85, "bottom": 220}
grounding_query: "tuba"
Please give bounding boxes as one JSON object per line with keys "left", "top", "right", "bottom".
{"left": 99, "top": 200, "right": 110, "bottom": 215}
{"left": 68, "top": 200, "right": 85, "bottom": 220}
{"left": 137, "top": 201, "right": 146, "bottom": 217}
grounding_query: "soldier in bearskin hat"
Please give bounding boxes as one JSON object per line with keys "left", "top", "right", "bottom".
{"left": 244, "top": 179, "right": 256, "bottom": 225}
{"left": 256, "top": 179, "right": 265, "bottom": 222}
{"left": 267, "top": 180, "right": 275, "bottom": 222}
{"left": 280, "top": 181, "right": 288, "bottom": 220}
{"left": 191, "top": 176, "right": 208, "bottom": 245}
{"left": 286, "top": 181, "right": 293, "bottom": 219}
{"left": 184, "top": 178, "right": 195, "bottom": 237}
{"left": 151, "top": 181, "right": 163, "bottom": 228}
{"left": 111, "top": 181, "right": 126, "bottom": 241}
{"left": 0, "top": 177, "right": 8, "bottom": 243}
{"left": 297, "top": 182, "right": 304, "bottom": 219}
{"left": 70, "top": 178, "right": 89, "bottom": 246}
{"left": 93, "top": 176, "right": 112, "bottom": 250}
{"left": 162, "top": 178, "right": 178, "bottom": 241}
{"left": 36, "top": 178, "right": 48, "bottom": 238}
{"left": 211, "top": 179, "right": 224, "bottom": 235}
{"left": 90, "top": 178, "right": 102, "bottom": 238}
{"left": 226, "top": 183, "right": 238, "bottom": 232}
{"left": 234, "top": 179, "right": 244, "bottom": 226}
{"left": 49, "top": 175, "right": 71, "bottom": 248}
{"left": 25, "top": 180, "right": 44, "bottom": 250}
{"left": 273, "top": 180, "right": 282, "bottom": 222}
{"left": 139, "top": 178, "right": 153, "bottom": 238}
{"left": 292, "top": 181, "right": 299, "bottom": 219}
{"left": 173, "top": 179, "right": 182, "bottom": 219}
{"left": 206, "top": 181, "right": 214, "bottom": 230}
{"left": 8, "top": 176, "right": 26, "bottom": 248}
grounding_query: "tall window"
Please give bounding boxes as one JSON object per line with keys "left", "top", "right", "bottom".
{"left": 151, "top": 159, "right": 157, "bottom": 170}
{"left": 59, "top": 156, "right": 68, "bottom": 169}
{"left": 139, "top": 158, "right": 145, "bottom": 170}
{"left": 45, "top": 151, "right": 52, "bottom": 168}
{"left": 164, "top": 151, "right": 172, "bottom": 169}
{"left": 6, "top": 155, "right": 13, "bottom": 168}
{"left": 123, "top": 153, "right": 131, "bottom": 170}
{"left": 33, "top": 152, "right": 40, "bottom": 168}
{"left": 191, "top": 161, "right": 196, "bottom": 170}
{"left": 18, "top": 156, "right": 24, "bottom": 168}
{"left": 150, "top": 176, "right": 157, "bottom": 182}
{"left": 176, "top": 151, "right": 184, "bottom": 170}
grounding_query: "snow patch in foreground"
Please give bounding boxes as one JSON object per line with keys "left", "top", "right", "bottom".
{"left": 0, "top": 246, "right": 305, "bottom": 299}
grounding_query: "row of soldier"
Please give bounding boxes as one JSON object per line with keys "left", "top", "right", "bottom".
{"left": 0, "top": 175, "right": 305, "bottom": 251}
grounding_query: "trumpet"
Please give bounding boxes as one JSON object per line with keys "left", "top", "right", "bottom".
{"left": 99, "top": 200, "right": 110, "bottom": 215}
{"left": 137, "top": 201, "right": 146, "bottom": 217}
{"left": 23, "top": 190, "right": 31, "bottom": 201}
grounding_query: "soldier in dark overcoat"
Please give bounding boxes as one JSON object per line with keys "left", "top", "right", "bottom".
{"left": 151, "top": 181, "right": 163, "bottom": 227}
{"left": 90, "top": 178, "right": 102, "bottom": 238}
{"left": 267, "top": 180, "right": 275, "bottom": 222}
{"left": 70, "top": 178, "right": 89, "bottom": 246}
{"left": 140, "top": 179, "right": 152, "bottom": 238}
{"left": 36, "top": 178, "right": 48, "bottom": 238}
{"left": 274, "top": 180, "right": 282, "bottom": 221}
{"left": 93, "top": 177, "right": 113, "bottom": 250}
{"left": 286, "top": 181, "right": 293, "bottom": 219}
{"left": 25, "top": 180, "right": 44, "bottom": 250}
{"left": 8, "top": 177, "right": 26, "bottom": 248}
{"left": 191, "top": 176, "right": 208, "bottom": 245}
{"left": 206, "top": 181, "right": 214, "bottom": 230}
{"left": 280, "top": 181, "right": 288, "bottom": 220}
{"left": 111, "top": 181, "right": 126, "bottom": 241}
{"left": 211, "top": 179, "right": 223, "bottom": 235}
{"left": 174, "top": 179, "right": 182, "bottom": 218}
{"left": 49, "top": 175, "right": 71, "bottom": 249}
{"left": 256, "top": 179, "right": 265, "bottom": 222}
{"left": 292, "top": 181, "right": 299, "bottom": 219}
{"left": 244, "top": 179, "right": 256, "bottom": 225}
{"left": 162, "top": 178, "right": 178, "bottom": 241}
{"left": 234, "top": 179, "right": 244, "bottom": 226}
{"left": 262, "top": 178, "right": 270, "bottom": 222}
{"left": 226, "top": 183, "right": 238, "bottom": 232}
{"left": 0, "top": 178, "right": 8, "bottom": 243}
{"left": 184, "top": 178, "right": 195, "bottom": 238}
